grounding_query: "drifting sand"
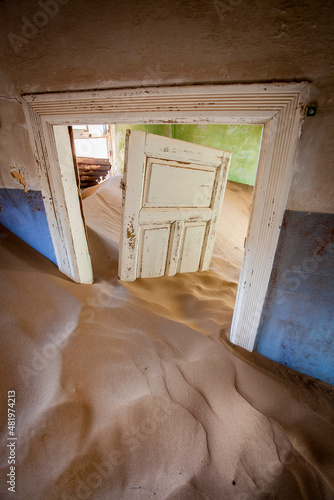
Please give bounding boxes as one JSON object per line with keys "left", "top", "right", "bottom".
{"left": 0, "top": 176, "right": 333, "bottom": 500}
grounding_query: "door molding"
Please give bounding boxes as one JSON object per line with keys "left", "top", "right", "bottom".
{"left": 22, "top": 83, "right": 310, "bottom": 350}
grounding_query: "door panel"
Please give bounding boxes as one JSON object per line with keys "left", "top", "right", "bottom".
{"left": 144, "top": 160, "right": 216, "bottom": 208}
{"left": 139, "top": 225, "right": 170, "bottom": 278}
{"left": 166, "top": 221, "right": 184, "bottom": 276}
{"left": 179, "top": 223, "right": 207, "bottom": 274}
{"left": 119, "top": 131, "right": 231, "bottom": 281}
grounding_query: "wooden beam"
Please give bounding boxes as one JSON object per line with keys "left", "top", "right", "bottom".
{"left": 76, "top": 156, "right": 111, "bottom": 166}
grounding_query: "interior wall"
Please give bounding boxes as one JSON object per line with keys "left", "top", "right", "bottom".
{"left": 256, "top": 210, "right": 334, "bottom": 385}
{"left": 0, "top": 58, "right": 56, "bottom": 262}
{"left": 0, "top": 0, "right": 333, "bottom": 382}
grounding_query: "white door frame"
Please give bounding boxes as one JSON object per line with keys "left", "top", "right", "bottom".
{"left": 22, "top": 83, "right": 310, "bottom": 350}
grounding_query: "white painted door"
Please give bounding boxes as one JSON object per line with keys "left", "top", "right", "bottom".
{"left": 119, "top": 131, "right": 231, "bottom": 281}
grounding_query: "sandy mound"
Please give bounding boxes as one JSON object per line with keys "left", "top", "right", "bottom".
{"left": 0, "top": 175, "right": 333, "bottom": 500}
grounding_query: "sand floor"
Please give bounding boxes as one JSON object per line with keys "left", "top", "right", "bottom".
{"left": 0, "top": 176, "right": 333, "bottom": 499}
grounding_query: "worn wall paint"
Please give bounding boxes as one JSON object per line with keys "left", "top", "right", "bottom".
{"left": 172, "top": 124, "right": 262, "bottom": 186}
{"left": 0, "top": 0, "right": 334, "bottom": 380}
{"left": 115, "top": 124, "right": 262, "bottom": 185}
{"left": 0, "top": 68, "right": 38, "bottom": 190}
{"left": 10, "top": 169, "right": 28, "bottom": 193}
{"left": 287, "top": 112, "right": 334, "bottom": 214}
{"left": 0, "top": 188, "right": 57, "bottom": 264}
{"left": 256, "top": 210, "right": 334, "bottom": 385}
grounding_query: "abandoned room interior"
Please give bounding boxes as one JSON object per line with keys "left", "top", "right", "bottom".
{"left": 0, "top": 0, "right": 333, "bottom": 499}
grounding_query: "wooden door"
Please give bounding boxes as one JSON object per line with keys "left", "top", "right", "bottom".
{"left": 119, "top": 131, "right": 231, "bottom": 281}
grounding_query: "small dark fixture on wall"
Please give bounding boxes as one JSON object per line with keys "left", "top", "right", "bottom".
{"left": 305, "top": 105, "right": 317, "bottom": 117}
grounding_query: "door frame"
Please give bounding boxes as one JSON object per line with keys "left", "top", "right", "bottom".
{"left": 22, "top": 83, "right": 310, "bottom": 351}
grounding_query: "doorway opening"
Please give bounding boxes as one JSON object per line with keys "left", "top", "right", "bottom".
{"left": 70, "top": 123, "right": 262, "bottom": 300}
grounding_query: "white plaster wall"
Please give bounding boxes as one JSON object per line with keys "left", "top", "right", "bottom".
{"left": 0, "top": 63, "right": 38, "bottom": 190}
{"left": 0, "top": 0, "right": 333, "bottom": 210}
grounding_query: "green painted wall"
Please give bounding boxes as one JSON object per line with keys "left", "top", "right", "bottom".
{"left": 172, "top": 124, "right": 262, "bottom": 186}
{"left": 114, "top": 124, "right": 262, "bottom": 186}
{"left": 114, "top": 124, "right": 172, "bottom": 175}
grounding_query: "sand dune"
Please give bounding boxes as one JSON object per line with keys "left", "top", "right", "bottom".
{"left": 0, "top": 176, "right": 333, "bottom": 499}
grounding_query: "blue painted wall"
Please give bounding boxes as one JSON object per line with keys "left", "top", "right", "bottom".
{"left": 0, "top": 188, "right": 57, "bottom": 264}
{"left": 256, "top": 210, "right": 334, "bottom": 385}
